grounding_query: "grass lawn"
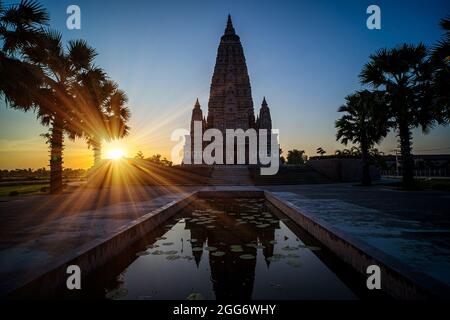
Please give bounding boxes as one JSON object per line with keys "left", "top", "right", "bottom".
{"left": 0, "top": 184, "right": 49, "bottom": 197}
{"left": 417, "top": 178, "right": 450, "bottom": 191}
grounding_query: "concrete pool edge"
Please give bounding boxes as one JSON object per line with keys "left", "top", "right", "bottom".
{"left": 264, "top": 190, "right": 450, "bottom": 299}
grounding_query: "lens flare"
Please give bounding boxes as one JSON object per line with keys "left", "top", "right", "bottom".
{"left": 106, "top": 149, "right": 125, "bottom": 160}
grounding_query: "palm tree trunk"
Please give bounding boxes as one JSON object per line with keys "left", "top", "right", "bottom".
{"left": 93, "top": 139, "right": 102, "bottom": 166}
{"left": 50, "top": 116, "right": 64, "bottom": 194}
{"left": 398, "top": 120, "right": 415, "bottom": 188}
{"left": 361, "top": 141, "right": 371, "bottom": 186}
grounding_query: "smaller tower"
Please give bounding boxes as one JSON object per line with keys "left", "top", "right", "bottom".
{"left": 190, "top": 98, "right": 203, "bottom": 134}
{"left": 257, "top": 97, "right": 273, "bottom": 159}
{"left": 257, "top": 97, "right": 272, "bottom": 130}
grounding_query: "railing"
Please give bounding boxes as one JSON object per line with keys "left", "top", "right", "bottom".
{"left": 381, "top": 168, "right": 450, "bottom": 178}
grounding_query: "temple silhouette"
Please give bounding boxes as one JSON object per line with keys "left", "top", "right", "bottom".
{"left": 183, "top": 15, "right": 275, "bottom": 165}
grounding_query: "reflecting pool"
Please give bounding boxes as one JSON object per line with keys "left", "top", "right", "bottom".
{"left": 84, "top": 197, "right": 363, "bottom": 300}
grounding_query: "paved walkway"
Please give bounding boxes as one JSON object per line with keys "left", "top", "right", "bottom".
{"left": 262, "top": 183, "right": 450, "bottom": 287}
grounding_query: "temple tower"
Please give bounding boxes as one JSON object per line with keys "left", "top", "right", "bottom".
{"left": 183, "top": 15, "right": 276, "bottom": 165}
{"left": 207, "top": 15, "right": 255, "bottom": 132}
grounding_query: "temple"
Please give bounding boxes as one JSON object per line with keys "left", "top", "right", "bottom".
{"left": 183, "top": 15, "right": 275, "bottom": 164}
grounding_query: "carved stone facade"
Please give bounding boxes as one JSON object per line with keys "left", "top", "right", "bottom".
{"left": 184, "top": 15, "right": 274, "bottom": 164}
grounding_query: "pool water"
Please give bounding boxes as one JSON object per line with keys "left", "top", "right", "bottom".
{"left": 84, "top": 197, "right": 362, "bottom": 300}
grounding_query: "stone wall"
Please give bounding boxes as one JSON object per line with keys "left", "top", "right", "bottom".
{"left": 308, "top": 158, "right": 380, "bottom": 182}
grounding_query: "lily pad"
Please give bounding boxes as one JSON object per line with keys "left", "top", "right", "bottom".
{"left": 186, "top": 292, "right": 204, "bottom": 300}
{"left": 239, "top": 254, "right": 256, "bottom": 260}
{"left": 211, "top": 251, "right": 226, "bottom": 257}
{"left": 105, "top": 288, "right": 128, "bottom": 300}
{"left": 287, "top": 259, "right": 301, "bottom": 268}
{"left": 204, "top": 246, "right": 217, "bottom": 251}
{"left": 282, "top": 245, "right": 297, "bottom": 251}
{"left": 267, "top": 253, "right": 285, "bottom": 262}
{"left": 191, "top": 247, "right": 203, "bottom": 252}
{"left": 162, "top": 242, "right": 174, "bottom": 246}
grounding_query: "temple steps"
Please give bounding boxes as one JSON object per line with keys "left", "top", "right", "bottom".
{"left": 249, "top": 165, "right": 333, "bottom": 185}
{"left": 208, "top": 165, "right": 254, "bottom": 185}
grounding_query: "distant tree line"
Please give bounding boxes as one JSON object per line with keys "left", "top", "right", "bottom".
{"left": 134, "top": 151, "right": 173, "bottom": 167}
{"left": 0, "top": 167, "right": 87, "bottom": 180}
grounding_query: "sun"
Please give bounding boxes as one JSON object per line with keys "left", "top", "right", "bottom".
{"left": 106, "top": 149, "right": 125, "bottom": 160}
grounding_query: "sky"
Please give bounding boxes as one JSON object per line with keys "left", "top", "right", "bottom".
{"left": 1, "top": 0, "right": 449, "bottom": 169}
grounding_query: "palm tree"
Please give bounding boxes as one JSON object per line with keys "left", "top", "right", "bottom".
{"left": 22, "top": 30, "right": 98, "bottom": 193}
{"left": 316, "top": 147, "right": 326, "bottom": 157}
{"left": 0, "top": 0, "right": 48, "bottom": 115}
{"left": 104, "top": 86, "right": 131, "bottom": 151}
{"left": 336, "top": 90, "right": 389, "bottom": 185}
{"left": 75, "top": 69, "right": 112, "bottom": 165}
{"left": 430, "top": 17, "right": 450, "bottom": 123}
{"left": 360, "top": 43, "right": 435, "bottom": 188}
{"left": 86, "top": 81, "right": 131, "bottom": 166}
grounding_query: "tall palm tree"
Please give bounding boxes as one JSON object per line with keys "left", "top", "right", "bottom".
{"left": 104, "top": 86, "right": 131, "bottom": 155}
{"left": 82, "top": 80, "right": 130, "bottom": 166}
{"left": 75, "top": 68, "right": 111, "bottom": 165}
{"left": 430, "top": 17, "right": 450, "bottom": 123}
{"left": 22, "top": 30, "right": 98, "bottom": 193}
{"left": 336, "top": 90, "right": 389, "bottom": 185}
{"left": 360, "top": 44, "right": 435, "bottom": 188}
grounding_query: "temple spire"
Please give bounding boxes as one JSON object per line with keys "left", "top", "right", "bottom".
{"left": 194, "top": 98, "right": 201, "bottom": 108}
{"left": 262, "top": 96, "right": 268, "bottom": 107}
{"left": 225, "top": 14, "right": 236, "bottom": 35}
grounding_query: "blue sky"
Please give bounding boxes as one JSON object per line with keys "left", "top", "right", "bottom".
{"left": 1, "top": 0, "right": 449, "bottom": 168}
